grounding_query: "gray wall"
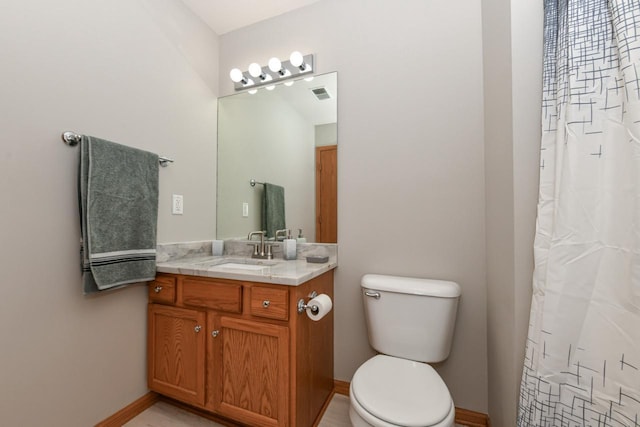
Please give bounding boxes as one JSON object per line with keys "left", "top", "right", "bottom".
{"left": 0, "top": 0, "right": 218, "bottom": 425}
{"left": 483, "top": 0, "right": 542, "bottom": 424}
{"left": 219, "top": 0, "right": 489, "bottom": 411}
{"left": 316, "top": 123, "right": 338, "bottom": 147}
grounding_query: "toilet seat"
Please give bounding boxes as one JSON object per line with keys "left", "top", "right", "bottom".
{"left": 350, "top": 355, "right": 454, "bottom": 427}
{"left": 350, "top": 391, "right": 455, "bottom": 427}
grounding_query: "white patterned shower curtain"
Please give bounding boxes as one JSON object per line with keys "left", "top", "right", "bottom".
{"left": 517, "top": 0, "right": 640, "bottom": 425}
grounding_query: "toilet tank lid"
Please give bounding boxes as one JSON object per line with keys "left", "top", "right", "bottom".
{"left": 361, "top": 274, "right": 461, "bottom": 298}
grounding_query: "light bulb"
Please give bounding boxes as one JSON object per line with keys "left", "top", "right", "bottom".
{"left": 248, "top": 63, "right": 263, "bottom": 78}
{"left": 290, "top": 51, "right": 304, "bottom": 67}
{"left": 268, "top": 57, "right": 282, "bottom": 73}
{"left": 229, "top": 68, "right": 244, "bottom": 83}
{"left": 265, "top": 85, "right": 275, "bottom": 91}
{"left": 248, "top": 89, "right": 258, "bottom": 95}
{"left": 284, "top": 80, "right": 294, "bottom": 87}
{"left": 304, "top": 76, "right": 314, "bottom": 82}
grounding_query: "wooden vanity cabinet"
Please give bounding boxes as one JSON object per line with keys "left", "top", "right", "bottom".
{"left": 147, "top": 304, "right": 206, "bottom": 406}
{"left": 209, "top": 316, "right": 290, "bottom": 426}
{"left": 147, "top": 271, "right": 334, "bottom": 427}
{"left": 148, "top": 274, "right": 176, "bottom": 304}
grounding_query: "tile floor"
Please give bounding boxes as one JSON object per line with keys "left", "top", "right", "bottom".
{"left": 124, "top": 394, "right": 351, "bottom": 427}
{"left": 125, "top": 394, "right": 466, "bottom": 427}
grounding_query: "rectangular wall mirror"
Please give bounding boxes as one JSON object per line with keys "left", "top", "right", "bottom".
{"left": 217, "top": 71, "right": 337, "bottom": 243}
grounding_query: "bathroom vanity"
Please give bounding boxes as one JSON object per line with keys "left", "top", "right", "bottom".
{"left": 147, "top": 252, "right": 336, "bottom": 427}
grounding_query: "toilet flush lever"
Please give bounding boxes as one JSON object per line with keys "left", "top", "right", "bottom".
{"left": 364, "top": 291, "right": 380, "bottom": 299}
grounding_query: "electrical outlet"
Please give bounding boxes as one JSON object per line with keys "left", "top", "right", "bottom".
{"left": 172, "top": 194, "right": 183, "bottom": 215}
{"left": 242, "top": 202, "right": 249, "bottom": 217}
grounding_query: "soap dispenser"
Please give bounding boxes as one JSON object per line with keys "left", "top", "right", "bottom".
{"left": 296, "top": 228, "right": 307, "bottom": 244}
{"left": 283, "top": 230, "right": 297, "bottom": 260}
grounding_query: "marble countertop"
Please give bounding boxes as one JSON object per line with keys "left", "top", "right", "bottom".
{"left": 156, "top": 255, "right": 337, "bottom": 286}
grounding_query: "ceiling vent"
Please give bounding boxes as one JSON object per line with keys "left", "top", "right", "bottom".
{"left": 311, "top": 87, "right": 331, "bottom": 101}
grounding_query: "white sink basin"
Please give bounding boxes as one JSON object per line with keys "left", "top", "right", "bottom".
{"left": 209, "top": 262, "right": 272, "bottom": 271}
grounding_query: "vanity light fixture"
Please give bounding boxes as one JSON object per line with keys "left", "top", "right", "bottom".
{"left": 268, "top": 57, "right": 291, "bottom": 77}
{"left": 248, "top": 62, "right": 272, "bottom": 82}
{"left": 229, "top": 51, "right": 314, "bottom": 92}
{"left": 290, "top": 51, "right": 310, "bottom": 72}
{"left": 229, "top": 68, "right": 254, "bottom": 87}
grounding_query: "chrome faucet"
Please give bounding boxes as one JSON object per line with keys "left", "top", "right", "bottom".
{"left": 248, "top": 231, "right": 274, "bottom": 259}
{"left": 275, "top": 229, "right": 288, "bottom": 241}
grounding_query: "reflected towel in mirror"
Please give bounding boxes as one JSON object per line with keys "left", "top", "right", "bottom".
{"left": 261, "top": 183, "right": 285, "bottom": 239}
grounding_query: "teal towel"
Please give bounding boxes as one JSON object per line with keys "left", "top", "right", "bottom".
{"left": 79, "top": 136, "right": 159, "bottom": 294}
{"left": 261, "top": 183, "right": 286, "bottom": 239}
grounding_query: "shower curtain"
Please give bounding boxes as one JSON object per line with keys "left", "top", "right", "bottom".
{"left": 518, "top": 0, "right": 640, "bottom": 425}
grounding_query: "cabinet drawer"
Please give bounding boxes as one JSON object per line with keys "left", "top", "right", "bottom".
{"left": 181, "top": 277, "right": 242, "bottom": 313}
{"left": 250, "top": 286, "right": 289, "bottom": 321}
{"left": 148, "top": 275, "right": 176, "bottom": 303}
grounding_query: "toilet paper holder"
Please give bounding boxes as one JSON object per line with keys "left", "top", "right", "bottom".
{"left": 297, "top": 291, "right": 319, "bottom": 314}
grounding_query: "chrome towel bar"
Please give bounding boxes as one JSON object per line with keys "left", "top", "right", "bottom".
{"left": 62, "top": 131, "right": 174, "bottom": 167}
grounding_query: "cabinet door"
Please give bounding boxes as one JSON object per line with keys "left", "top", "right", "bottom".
{"left": 210, "top": 316, "right": 289, "bottom": 427}
{"left": 148, "top": 304, "right": 206, "bottom": 406}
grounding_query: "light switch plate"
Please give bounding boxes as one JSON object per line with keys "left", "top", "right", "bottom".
{"left": 242, "top": 202, "right": 249, "bottom": 217}
{"left": 172, "top": 194, "right": 183, "bottom": 215}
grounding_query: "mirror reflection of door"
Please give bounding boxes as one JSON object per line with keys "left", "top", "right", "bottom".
{"left": 316, "top": 145, "right": 337, "bottom": 243}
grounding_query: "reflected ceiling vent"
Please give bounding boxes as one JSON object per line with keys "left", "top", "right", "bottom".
{"left": 311, "top": 87, "right": 331, "bottom": 101}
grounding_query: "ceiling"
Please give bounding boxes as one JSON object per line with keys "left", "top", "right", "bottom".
{"left": 181, "top": 0, "right": 322, "bottom": 35}
{"left": 183, "top": 0, "right": 334, "bottom": 121}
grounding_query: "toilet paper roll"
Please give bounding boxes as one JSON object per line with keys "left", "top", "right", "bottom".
{"left": 306, "top": 294, "right": 333, "bottom": 321}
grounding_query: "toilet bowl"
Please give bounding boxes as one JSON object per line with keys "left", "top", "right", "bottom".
{"left": 350, "top": 274, "right": 461, "bottom": 427}
{"left": 348, "top": 355, "right": 455, "bottom": 427}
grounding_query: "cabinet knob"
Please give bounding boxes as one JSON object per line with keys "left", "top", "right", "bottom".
{"left": 154, "top": 286, "right": 163, "bottom": 293}
{"left": 211, "top": 330, "right": 220, "bottom": 338}
{"left": 263, "top": 300, "right": 270, "bottom": 308}
{"left": 194, "top": 325, "right": 202, "bottom": 333}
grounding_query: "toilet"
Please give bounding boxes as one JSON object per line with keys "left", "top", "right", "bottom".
{"left": 349, "top": 274, "right": 461, "bottom": 427}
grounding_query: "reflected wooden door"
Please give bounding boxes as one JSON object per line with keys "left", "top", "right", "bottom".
{"left": 315, "top": 145, "right": 337, "bottom": 243}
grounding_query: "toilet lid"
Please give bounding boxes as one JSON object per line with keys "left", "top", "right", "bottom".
{"left": 351, "top": 355, "right": 452, "bottom": 427}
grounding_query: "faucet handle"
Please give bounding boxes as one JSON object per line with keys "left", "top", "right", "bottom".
{"left": 265, "top": 243, "right": 274, "bottom": 259}
{"left": 247, "top": 243, "right": 260, "bottom": 256}
{"left": 275, "top": 229, "right": 288, "bottom": 241}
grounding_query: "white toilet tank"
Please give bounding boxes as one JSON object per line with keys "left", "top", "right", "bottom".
{"left": 361, "top": 274, "right": 461, "bottom": 363}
